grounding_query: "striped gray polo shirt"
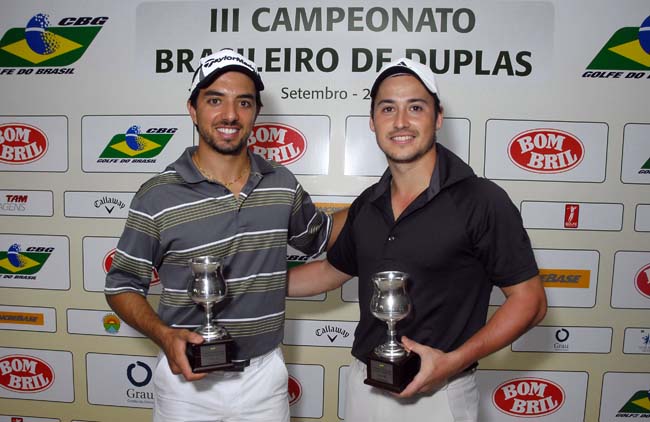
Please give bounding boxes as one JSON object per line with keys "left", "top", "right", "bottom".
{"left": 105, "top": 146, "right": 332, "bottom": 360}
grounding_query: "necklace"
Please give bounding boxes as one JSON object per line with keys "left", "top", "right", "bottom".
{"left": 192, "top": 152, "right": 250, "bottom": 188}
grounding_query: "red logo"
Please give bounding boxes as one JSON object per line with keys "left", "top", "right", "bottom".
{"left": 12, "top": 417, "right": 24, "bottom": 422}
{"left": 0, "top": 123, "right": 49, "bottom": 164}
{"left": 287, "top": 375, "right": 302, "bottom": 406}
{"left": 635, "top": 263, "right": 650, "bottom": 299}
{"left": 0, "top": 355, "right": 54, "bottom": 393}
{"left": 493, "top": 377, "right": 564, "bottom": 417}
{"left": 103, "top": 248, "right": 160, "bottom": 286}
{"left": 508, "top": 129, "right": 584, "bottom": 174}
{"left": 248, "top": 123, "right": 306, "bottom": 165}
{"left": 564, "top": 204, "right": 580, "bottom": 228}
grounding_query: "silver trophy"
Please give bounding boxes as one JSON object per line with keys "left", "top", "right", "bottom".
{"left": 186, "top": 256, "right": 235, "bottom": 372}
{"left": 365, "top": 270, "right": 420, "bottom": 392}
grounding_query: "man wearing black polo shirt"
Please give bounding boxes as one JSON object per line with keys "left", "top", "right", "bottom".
{"left": 288, "top": 58, "right": 547, "bottom": 421}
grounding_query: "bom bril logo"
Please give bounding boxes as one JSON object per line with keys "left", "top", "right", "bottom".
{"left": 492, "top": 377, "right": 565, "bottom": 417}
{"left": 288, "top": 375, "right": 302, "bottom": 406}
{"left": 0, "top": 354, "right": 54, "bottom": 393}
{"left": 0, "top": 123, "right": 48, "bottom": 164}
{"left": 248, "top": 123, "right": 307, "bottom": 165}
{"left": 508, "top": 129, "right": 584, "bottom": 174}
{"left": 103, "top": 248, "right": 160, "bottom": 286}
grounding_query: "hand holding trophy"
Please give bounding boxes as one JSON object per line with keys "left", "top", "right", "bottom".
{"left": 364, "top": 270, "right": 420, "bottom": 392}
{"left": 185, "top": 256, "right": 237, "bottom": 373}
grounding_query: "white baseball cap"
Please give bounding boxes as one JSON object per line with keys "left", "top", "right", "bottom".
{"left": 370, "top": 58, "right": 439, "bottom": 99}
{"left": 189, "top": 49, "right": 264, "bottom": 98}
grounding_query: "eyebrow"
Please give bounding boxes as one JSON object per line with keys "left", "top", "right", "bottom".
{"left": 376, "top": 98, "right": 429, "bottom": 106}
{"left": 202, "top": 89, "right": 255, "bottom": 101}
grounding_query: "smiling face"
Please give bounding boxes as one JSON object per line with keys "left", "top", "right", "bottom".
{"left": 370, "top": 74, "right": 443, "bottom": 164}
{"left": 187, "top": 71, "right": 258, "bottom": 156}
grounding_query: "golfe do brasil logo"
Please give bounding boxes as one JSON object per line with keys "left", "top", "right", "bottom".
{"left": 0, "top": 13, "right": 108, "bottom": 73}
{"left": 583, "top": 14, "right": 650, "bottom": 79}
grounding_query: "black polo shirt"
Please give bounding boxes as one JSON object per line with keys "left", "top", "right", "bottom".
{"left": 327, "top": 144, "right": 539, "bottom": 363}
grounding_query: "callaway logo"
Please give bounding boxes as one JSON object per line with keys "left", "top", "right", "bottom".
{"left": 94, "top": 196, "right": 126, "bottom": 214}
{"left": 315, "top": 324, "right": 350, "bottom": 343}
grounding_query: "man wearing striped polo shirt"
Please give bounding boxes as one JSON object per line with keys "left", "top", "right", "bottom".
{"left": 105, "top": 49, "right": 339, "bottom": 422}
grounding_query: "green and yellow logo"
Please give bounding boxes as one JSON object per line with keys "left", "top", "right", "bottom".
{"left": 0, "top": 243, "right": 53, "bottom": 275}
{"left": 587, "top": 15, "right": 650, "bottom": 71}
{"left": 618, "top": 390, "right": 650, "bottom": 414}
{"left": 0, "top": 13, "right": 107, "bottom": 68}
{"left": 98, "top": 125, "right": 177, "bottom": 159}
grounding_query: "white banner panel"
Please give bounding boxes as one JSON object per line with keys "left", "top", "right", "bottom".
{"left": 135, "top": 2, "right": 554, "bottom": 88}
{"left": 86, "top": 353, "right": 156, "bottom": 408}
{"left": 621, "top": 123, "right": 650, "bottom": 184}
{"left": 0, "top": 235, "right": 69, "bottom": 290}
{"left": 623, "top": 328, "right": 650, "bottom": 354}
{"left": 611, "top": 251, "right": 650, "bottom": 309}
{"left": 491, "top": 249, "right": 599, "bottom": 308}
{"left": 0, "top": 305, "right": 56, "bottom": 333}
{"left": 520, "top": 201, "right": 623, "bottom": 231}
{"left": 284, "top": 319, "right": 356, "bottom": 348}
{"left": 66, "top": 309, "right": 144, "bottom": 338}
{"left": 344, "top": 116, "right": 470, "bottom": 176}
{"left": 476, "top": 370, "right": 588, "bottom": 421}
{"left": 485, "top": 119, "right": 608, "bottom": 182}
{"left": 341, "top": 278, "right": 359, "bottom": 303}
{"left": 338, "top": 365, "right": 349, "bottom": 420}
{"left": 0, "top": 191, "right": 53, "bottom": 217}
{"left": 0, "top": 416, "right": 59, "bottom": 422}
{"left": 635, "top": 204, "right": 650, "bottom": 232}
{"left": 512, "top": 326, "right": 612, "bottom": 353}
{"left": 63, "top": 191, "right": 134, "bottom": 219}
{"left": 252, "top": 115, "right": 329, "bottom": 175}
{"left": 0, "top": 116, "right": 67, "bottom": 172}
{"left": 287, "top": 364, "right": 324, "bottom": 418}
{"left": 81, "top": 115, "right": 193, "bottom": 173}
{"left": 599, "top": 372, "right": 650, "bottom": 421}
{"left": 82, "top": 236, "right": 161, "bottom": 295}
{"left": 0, "top": 348, "right": 73, "bottom": 403}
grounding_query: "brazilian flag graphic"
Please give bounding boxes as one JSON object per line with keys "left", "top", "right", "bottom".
{"left": 0, "top": 244, "right": 52, "bottom": 275}
{"left": 587, "top": 16, "right": 650, "bottom": 70}
{"left": 99, "top": 125, "right": 175, "bottom": 159}
{"left": 618, "top": 390, "right": 650, "bottom": 414}
{"left": 0, "top": 13, "right": 104, "bottom": 67}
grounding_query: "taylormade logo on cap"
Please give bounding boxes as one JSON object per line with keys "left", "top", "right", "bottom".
{"left": 371, "top": 58, "right": 439, "bottom": 99}
{"left": 190, "top": 49, "right": 264, "bottom": 96}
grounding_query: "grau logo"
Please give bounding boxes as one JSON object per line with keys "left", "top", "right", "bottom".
{"left": 127, "top": 361, "right": 152, "bottom": 387}
{"left": 555, "top": 328, "right": 570, "bottom": 342}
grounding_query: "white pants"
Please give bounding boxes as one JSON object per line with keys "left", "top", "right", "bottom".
{"left": 344, "top": 358, "right": 479, "bottom": 422}
{"left": 153, "top": 348, "right": 289, "bottom": 422}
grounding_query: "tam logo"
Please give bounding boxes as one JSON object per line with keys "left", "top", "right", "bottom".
{"left": 0, "top": 123, "right": 48, "bottom": 164}
{"left": 287, "top": 375, "right": 302, "bottom": 406}
{"left": 0, "top": 354, "right": 54, "bottom": 393}
{"left": 103, "top": 248, "right": 160, "bottom": 286}
{"left": 492, "top": 377, "right": 564, "bottom": 417}
{"left": 248, "top": 123, "right": 306, "bottom": 165}
{"left": 508, "top": 129, "right": 584, "bottom": 173}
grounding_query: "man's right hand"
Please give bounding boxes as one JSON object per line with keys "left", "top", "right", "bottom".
{"left": 159, "top": 326, "right": 208, "bottom": 381}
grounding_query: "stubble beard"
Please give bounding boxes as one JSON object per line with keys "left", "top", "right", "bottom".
{"left": 196, "top": 122, "right": 249, "bottom": 156}
{"left": 383, "top": 131, "right": 437, "bottom": 164}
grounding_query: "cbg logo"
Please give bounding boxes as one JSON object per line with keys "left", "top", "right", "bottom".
{"left": 0, "top": 13, "right": 108, "bottom": 70}
{"left": 97, "top": 125, "right": 177, "bottom": 163}
{"left": 248, "top": 123, "right": 307, "bottom": 165}
{"left": 0, "top": 243, "right": 54, "bottom": 277}
{"left": 0, "top": 123, "right": 48, "bottom": 164}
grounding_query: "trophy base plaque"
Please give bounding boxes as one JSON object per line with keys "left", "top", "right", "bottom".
{"left": 186, "top": 337, "right": 237, "bottom": 373}
{"left": 364, "top": 351, "right": 420, "bottom": 393}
